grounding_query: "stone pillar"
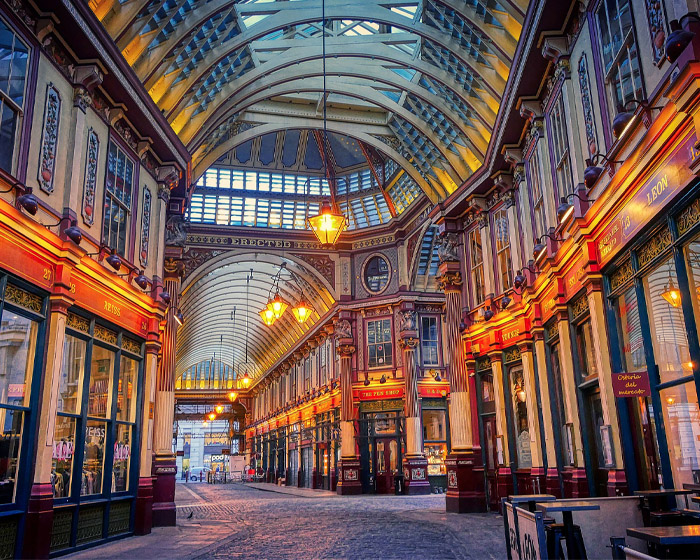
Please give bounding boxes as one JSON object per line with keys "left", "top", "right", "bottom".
{"left": 134, "top": 330, "right": 160, "bottom": 534}
{"left": 399, "top": 306, "right": 430, "bottom": 494}
{"left": 23, "top": 294, "right": 71, "bottom": 559}
{"left": 335, "top": 317, "right": 361, "bottom": 494}
{"left": 438, "top": 258, "right": 486, "bottom": 512}
{"left": 533, "top": 330, "right": 561, "bottom": 497}
{"left": 556, "top": 314, "right": 589, "bottom": 497}
{"left": 519, "top": 341, "right": 545, "bottom": 494}
{"left": 151, "top": 261, "right": 182, "bottom": 526}
{"left": 587, "top": 287, "right": 627, "bottom": 495}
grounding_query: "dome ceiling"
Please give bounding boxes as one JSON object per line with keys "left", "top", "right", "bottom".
{"left": 91, "top": 0, "right": 528, "bottom": 202}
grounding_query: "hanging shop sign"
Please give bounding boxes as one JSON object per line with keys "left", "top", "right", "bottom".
{"left": 612, "top": 371, "right": 651, "bottom": 398}
{"left": 597, "top": 130, "right": 697, "bottom": 266}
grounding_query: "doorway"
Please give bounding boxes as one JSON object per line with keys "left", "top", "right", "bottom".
{"left": 582, "top": 389, "right": 609, "bottom": 496}
{"left": 374, "top": 438, "right": 399, "bottom": 494}
{"left": 301, "top": 446, "right": 313, "bottom": 488}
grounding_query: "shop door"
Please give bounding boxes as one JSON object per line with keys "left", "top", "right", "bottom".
{"left": 289, "top": 449, "right": 298, "bottom": 486}
{"left": 374, "top": 438, "right": 398, "bottom": 494}
{"left": 301, "top": 447, "right": 313, "bottom": 488}
{"left": 583, "top": 390, "right": 608, "bottom": 496}
{"left": 483, "top": 415, "right": 499, "bottom": 511}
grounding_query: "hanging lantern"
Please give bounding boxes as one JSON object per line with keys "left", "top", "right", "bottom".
{"left": 661, "top": 280, "right": 682, "bottom": 308}
{"left": 215, "top": 405, "right": 224, "bottom": 414}
{"left": 307, "top": 200, "right": 347, "bottom": 246}
{"left": 269, "top": 292, "right": 289, "bottom": 319}
{"left": 242, "top": 371, "right": 251, "bottom": 386}
{"left": 228, "top": 391, "right": 238, "bottom": 402}
{"left": 292, "top": 298, "right": 314, "bottom": 323}
{"left": 259, "top": 306, "right": 276, "bottom": 326}
{"left": 514, "top": 382, "right": 527, "bottom": 403}
{"left": 208, "top": 412, "right": 216, "bottom": 421}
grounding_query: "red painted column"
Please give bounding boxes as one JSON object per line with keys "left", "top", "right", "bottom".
{"left": 399, "top": 305, "right": 430, "bottom": 495}
{"left": 151, "top": 262, "right": 182, "bottom": 526}
{"left": 335, "top": 316, "right": 361, "bottom": 495}
{"left": 438, "top": 259, "right": 486, "bottom": 513}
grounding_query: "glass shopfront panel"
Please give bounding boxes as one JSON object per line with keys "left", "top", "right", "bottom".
{"left": 113, "top": 424, "right": 132, "bottom": 492}
{"left": 509, "top": 366, "right": 532, "bottom": 469}
{"left": 0, "top": 312, "right": 36, "bottom": 407}
{"left": 88, "top": 346, "right": 114, "bottom": 417}
{"left": 52, "top": 416, "right": 76, "bottom": 498}
{"left": 659, "top": 384, "right": 700, "bottom": 487}
{"left": 117, "top": 356, "right": 137, "bottom": 423}
{"left": 643, "top": 257, "right": 692, "bottom": 385}
{"left": 422, "top": 408, "right": 447, "bottom": 476}
{"left": 59, "top": 335, "right": 86, "bottom": 414}
{"left": 82, "top": 420, "right": 106, "bottom": 496}
{"left": 0, "top": 408, "right": 23, "bottom": 504}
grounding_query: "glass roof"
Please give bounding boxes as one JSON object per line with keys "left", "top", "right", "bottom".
{"left": 93, "top": 0, "right": 527, "bottom": 206}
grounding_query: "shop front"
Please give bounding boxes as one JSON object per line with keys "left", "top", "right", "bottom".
{"left": 605, "top": 186, "right": 700, "bottom": 497}
{"left": 358, "top": 399, "right": 405, "bottom": 494}
{"left": 421, "top": 398, "right": 448, "bottom": 492}
{"left": 299, "top": 419, "right": 314, "bottom": 488}
{"left": 314, "top": 410, "right": 339, "bottom": 490}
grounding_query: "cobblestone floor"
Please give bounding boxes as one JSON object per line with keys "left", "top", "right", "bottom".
{"left": 64, "top": 482, "right": 506, "bottom": 559}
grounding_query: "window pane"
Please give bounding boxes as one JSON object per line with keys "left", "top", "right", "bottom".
{"left": 82, "top": 420, "right": 106, "bottom": 495}
{"left": 510, "top": 367, "right": 532, "bottom": 469}
{"left": 643, "top": 258, "right": 692, "bottom": 384}
{"left": 117, "top": 356, "right": 137, "bottom": 422}
{"left": 0, "top": 408, "right": 22, "bottom": 504}
{"left": 422, "top": 409, "right": 446, "bottom": 441}
{"left": 613, "top": 286, "right": 646, "bottom": 372}
{"left": 0, "top": 310, "right": 37, "bottom": 407}
{"left": 59, "top": 334, "right": 86, "bottom": 414}
{"left": 425, "top": 443, "right": 447, "bottom": 475}
{"left": 52, "top": 416, "right": 76, "bottom": 498}
{"left": 660, "top": 383, "right": 700, "bottom": 491}
{"left": 88, "top": 346, "right": 114, "bottom": 417}
{"left": 113, "top": 424, "right": 132, "bottom": 492}
{"left": 0, "top": 100, "right": 17, "bottom": 172}
{"left": 575, "top": 320, "right": 599, "bottom": 378}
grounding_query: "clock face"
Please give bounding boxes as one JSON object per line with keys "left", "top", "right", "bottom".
{"left": 364, "top": 256, "right": 390, "bottom": 293}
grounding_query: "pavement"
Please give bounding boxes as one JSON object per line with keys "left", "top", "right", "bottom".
{"left": 63, "top": 482, "right": 506, "bottom": 559}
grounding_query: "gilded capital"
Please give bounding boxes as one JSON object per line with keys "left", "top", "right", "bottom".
{"left": 336, "top": 344, "right": 356, "bottom": 357}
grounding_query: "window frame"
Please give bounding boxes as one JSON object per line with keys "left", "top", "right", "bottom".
{"left": 526, "top": 143, "right": 547, "bottom": 241}
{"left": 491, "top": 206, "right": 513, "bottom": 294}
{"left": 419, "top": 315, "right": 441, "bottom": 367}
{"left": 467, "top": 226, "right": 485, "bottom": 306}
{"left": 366, "top": 317, "right": 393, "bottom": 369}
{"left": 547, "top": 89, "right": 575, "bottom": 199}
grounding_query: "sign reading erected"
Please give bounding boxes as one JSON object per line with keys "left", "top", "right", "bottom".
{"left": 612, "top": 371, "right": 651, "bottom": 398}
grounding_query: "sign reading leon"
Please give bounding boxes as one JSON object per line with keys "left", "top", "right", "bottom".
{"left": 612, "top": 371, "right": 651, "bottom": 398}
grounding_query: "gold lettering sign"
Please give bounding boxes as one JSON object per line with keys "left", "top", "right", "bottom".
{"left": 103, "top": 301, "right": 121, "bottom": 317}
{"left": 502, "top": 328, "right": 520, "bottom": 342}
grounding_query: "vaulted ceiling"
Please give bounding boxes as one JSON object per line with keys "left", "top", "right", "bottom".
{"left": 90, "top": 0, "right": 527, "bottom": 202}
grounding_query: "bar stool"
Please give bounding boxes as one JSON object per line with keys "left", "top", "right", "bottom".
{"left": 545, "top": 522, "right": 587, "bottom": 559}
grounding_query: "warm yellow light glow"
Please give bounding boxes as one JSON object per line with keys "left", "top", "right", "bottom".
{"left": 259, "top": 306, "right": 276, "bottom": 326}
{"left": 269, "top": 293, "right": 289, "bottom": 319}
{"left": 307, "top": 201, "right": 347, "bottom": 246}
{"left": 292, "top": 299, "right": 314, "bottom": 323}
{"left": 242, "top": 372, "right": 251, "bottom": 386}
{"left": 215, "top": 405, "right": 224, "bottom": 414}
{"left": 666, "top": 396, "right": 675, "bottom": 405}
{"left": 208, "top": 412, "right": 216, "bottom": 421}
{"left": 228, "top": 391, "right": 238, "bottom": 402}
{"left": 661, "top": 285, "right": 682, "bottom": 307}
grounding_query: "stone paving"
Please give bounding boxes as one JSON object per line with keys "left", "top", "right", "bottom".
{"left": 64, "top": 482, "right": 506, "bottom": 559}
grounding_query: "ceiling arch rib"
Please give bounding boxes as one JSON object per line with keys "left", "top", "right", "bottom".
{"left": 181, "top": 77, "right": 470, "bottom": 185}
{"left": 179, "top": 56, "right": 489, "bottom": 157}
{"left": 177, "top": 253, "right": 335, "bottom": 381}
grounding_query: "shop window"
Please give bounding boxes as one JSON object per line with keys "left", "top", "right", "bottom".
{"left": 420, "top": 316, "right": 439, "bottom": 366}
{"left": 659, "top": 384, "right": 700, "bottom": 489}
{"left": 642, "top": 257, "right": 692, "bottom": 385}
{"left": 549, "top": 93, "right": 574, "bottom": 197}
{"left": 102, "top": 141, "right": 135, "bottom": 257}
{"left": 89, "top": 346, "right": 114, "bottom": 417}
{"left": 423, "top": 408, "right": 447, "bottom": 475}
{"left": 528, "top": 148, "right": 546, "bottom": 239}
{"left": 549, "top": 341, "right": 573, "bottom": 467}
{"left": 596, "top": 0, "right": 644, "bottom": 115}
{"left": 0, "top": 18, "right": 29, "bottom": 173}
{"left": 0, "top": 309, "right": 37, "bottom": 505}
{"left": 367, "top": 318, "right": 392, "bottom": 368}
{"left": 510, "top": 367, "right": 532, "bottom": 469}
{"left": 468, "top": 228, "right": 485, "bottom": 305}
{"left": 493, "top": 208, "right": 512, "bottom": 293}
{"left": 683, "top": 239, "right": 700, "bottom": 336}
{"left": 574, "top": 319, "right": 599, "bottom": 381}
{"left": 481, "top": 373, "right": 495, "bottom": 403}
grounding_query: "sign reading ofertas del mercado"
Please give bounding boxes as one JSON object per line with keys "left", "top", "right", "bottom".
{"left": 612, "top": 371, "right": 651, "bottom": 398}
{"left": 597, "top": 131, "right": 697, "bottom": 265}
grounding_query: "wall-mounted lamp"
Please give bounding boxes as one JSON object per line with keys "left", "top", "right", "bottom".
{"left": 159, "top": 291, "right": 171, "bottom": 304}
{"left": 500, "top": 296, "right": 512, "bottom": 310}
{"left": 105, "top": 249, "right": 122, "bottom": 272}
{"left": 1, "top": 182, "right": 38, "bottom": 215}
{"left": 45, "top": 217, "right": 83, "bottom": 245}
{"left": 364, "top": 378, "right": 370, "bottom": 386}
{"left": 483, "top": 308, "right": 494, "bottom": 321}
{"left": 612, "top": 99, "right": 663, "bottom": 140}
{"left": 582, "top": 153, "right": 623, "bottom": 190}
{"left": 379, "top": 374, "right": 387, "bottom": 384}
{"left": 432, "top": 370, "right": 442, "bottom": 382}
{"left": 174, "top": 308, "right": 184, "bottom": 326}
{"left": 134, "top": 270, "right": 149, "bottom": 290}
{"left": 556, "top": 192, "right": 597, "bottom": 224}
{"left": 533, "top": 232, "right": 562, "bottom": 262}
{"left": 666, "top": 16, "right": 699, "bottom": 63}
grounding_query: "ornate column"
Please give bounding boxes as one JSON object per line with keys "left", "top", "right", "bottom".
{"left": 437, "top": 233, "right": 486, "bottom": 512}
{"left": 533, "top": 327, "right": 561, "bottom": 497}
{"left": 399, "top": 305, "right": 430, "bottom": 494}
{"left": 518, "top": 340, "right": 545, "bottom": 493}
{"left": 23, "top": 292, "right": 72, "bottom": 559}
{"left": 335, "top": 316, "right": 361, "bottom": 495}
{"left": 134, "top": 326, "right": 160, "bottom": 535}
{"left": 151, "top": 258, "right": 182, "bottom": 526}
{"left": 490, "top": 352, "right": 514, "bottom": 500}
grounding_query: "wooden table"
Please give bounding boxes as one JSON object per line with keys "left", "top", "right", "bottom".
{"left": 635, "top": 489, "right": 693, "bottom": 524}
{"left": 692, "top": 496, "right": 700, "bottom": 505}
{"left": 627, "top": 525, "right": 700, "bottom": 559}
{"left": 536, "top": 501, "right": 600, "bottom": 559}
{"left": 508, "top": 494, "right": 556, "bottom": 512}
